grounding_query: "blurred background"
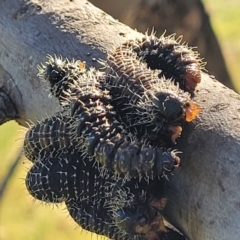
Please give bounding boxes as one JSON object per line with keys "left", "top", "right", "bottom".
{"left": 0, "top": 0, "right": 239, "bottom": 239}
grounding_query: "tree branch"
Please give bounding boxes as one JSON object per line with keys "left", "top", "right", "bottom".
{"left": 0, "top": 0, "right": 240, "bottom": 240}
{"left": 0, "top": 0, "right": 141, "bottom": 126}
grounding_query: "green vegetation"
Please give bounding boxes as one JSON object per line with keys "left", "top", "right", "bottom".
{"left": 0, "top": 1, "right": 239, "bottom": 239}
{"left": 203, "top": 0, "right": 240, "bottom": 92}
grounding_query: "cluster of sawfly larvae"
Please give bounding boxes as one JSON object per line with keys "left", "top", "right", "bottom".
{"left": 23, "top": 33, "right": 202, "bottom": 240}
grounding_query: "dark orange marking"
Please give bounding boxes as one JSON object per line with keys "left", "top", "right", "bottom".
{"left": 185, "top": 101, "right": 201, "bottom": 122}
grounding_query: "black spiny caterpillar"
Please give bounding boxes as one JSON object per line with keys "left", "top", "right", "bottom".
{"left": 37, "top": 56, "right": 180, "bottom": 179}
{"left": 23, "top": 104, "right": 172, "bottom": 239}
{"left": 132, "top": 34, "right": 204, "bottom": 93}
{"left": 39, "top": 56, "right": 103, "bottom": 107}
{"left": 24, "top": 124, "right": 183, "bottom": 239}
{"left": 103, "top": 33, "right": 202, "bottom": 146}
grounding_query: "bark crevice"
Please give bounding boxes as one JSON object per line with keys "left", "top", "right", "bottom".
{"left": 0, "top": 65, "right": 22, "bottom": 124}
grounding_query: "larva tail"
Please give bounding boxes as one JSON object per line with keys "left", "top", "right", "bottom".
{"left": 23, "top": 111, "right": 76, "bottom": 163}
{"left": 133, "top": 33, "right": 204, "bottom": 93}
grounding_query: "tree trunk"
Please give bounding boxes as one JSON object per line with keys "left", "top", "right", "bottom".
{"left": 1, "top": 0, "right": 240, "bottom": 239}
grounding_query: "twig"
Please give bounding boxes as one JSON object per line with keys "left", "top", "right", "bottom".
{"left": 0, "top": 151, "right": 22, "bottom": 200}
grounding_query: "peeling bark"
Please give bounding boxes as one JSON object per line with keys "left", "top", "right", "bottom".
{"left": 0, "top": 1, "right": 240, "bottom": 240}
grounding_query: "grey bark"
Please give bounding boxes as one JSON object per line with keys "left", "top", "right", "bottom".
{"left": 0, "top": 0, "right": 240, "bottom": 240}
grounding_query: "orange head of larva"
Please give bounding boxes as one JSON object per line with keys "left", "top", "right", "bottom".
{"left": 185, "top": 101, "right": 201, "bottom": 122}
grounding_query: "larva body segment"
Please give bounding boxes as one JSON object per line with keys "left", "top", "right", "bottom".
{"left": 23, "top": 111, "right": 76, "bottom": 163}
{"left": 25, "top": 154, "right": 68, "bottom": 203}
{"left": 93, "top": 133, "right": 179, "bottom": 178}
